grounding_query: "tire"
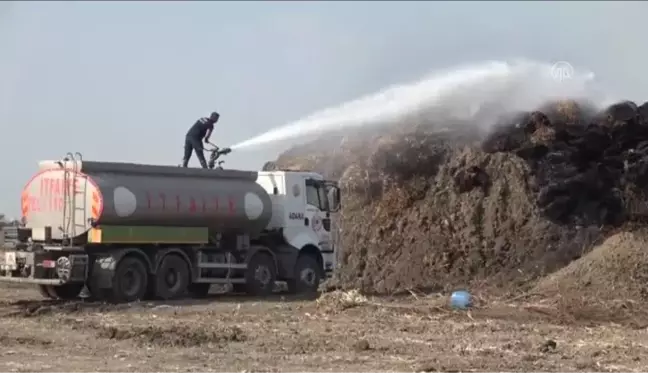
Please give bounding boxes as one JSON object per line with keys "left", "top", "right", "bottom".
{"left": 109, "top": 256, "right": 149, "bottom": 303}
{"left": 287, "top": 254, "right": 322, "bottom": 295}
{"left": 187, "top": 283, "right": 211, "bottom": 298}
{"left": 38, "top": 284, "right": 84, "bottom": 300}
{"left": 51, "top": 284, "right": 84, "bottom": 300}
{"left": 244, "top": 252, "right": 276, "bottom": 296}
{"left": 231, "top": 284, "right": 247, "bottom": 293}
{"left": 154, "top": 254, "right": 190, "bottom": 300}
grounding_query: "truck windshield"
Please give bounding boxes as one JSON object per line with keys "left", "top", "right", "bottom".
{"left": 317, "top": 185, "right": 330, "bottom": 211}
{"left": 306, "top": 179, "right": 330, "bottom": 212}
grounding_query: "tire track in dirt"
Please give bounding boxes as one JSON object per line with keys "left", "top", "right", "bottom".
{"left": 0, "top": 298, "right": 249, "bottom": 348}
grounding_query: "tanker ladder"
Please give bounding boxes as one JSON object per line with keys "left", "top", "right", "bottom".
{"left": 61, "top": 152, "right": 88, "bottom": 246}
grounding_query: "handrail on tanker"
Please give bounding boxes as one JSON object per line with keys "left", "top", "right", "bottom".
{"left": 51, "top": 146, "right": 245, "bottom": 180}
{"left": 60, "top": 152, "right": 85, "bottom": 246}
{"left": 61, "top": 152, "right": 76, "bottom": 244}
{"left": 51, "top": 146, "right": 240, "bottom": 245}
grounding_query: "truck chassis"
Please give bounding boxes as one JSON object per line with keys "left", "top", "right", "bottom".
{"left": 1, "top": 238, "right": 330, "bottom": 303}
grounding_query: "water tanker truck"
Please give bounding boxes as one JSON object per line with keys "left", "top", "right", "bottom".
{"left": 0, "top": 150, "right": 341, "bottom": 303}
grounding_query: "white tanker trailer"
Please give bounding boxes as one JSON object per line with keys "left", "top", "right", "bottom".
{"left": 1, "top": 150, "right": 341, "bottom": 303}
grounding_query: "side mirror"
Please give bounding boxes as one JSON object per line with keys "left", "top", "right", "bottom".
{"left": 326, "top": 184, "right": 341, "bottom": 213}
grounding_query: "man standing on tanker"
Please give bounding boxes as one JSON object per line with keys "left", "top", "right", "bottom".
{"left": 182, "top": 111, "right": 219, "bottom": 168}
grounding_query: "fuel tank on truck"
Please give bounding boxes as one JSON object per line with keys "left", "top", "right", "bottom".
{"left": 21, "top": 160, "right": 273, "bottom": 240}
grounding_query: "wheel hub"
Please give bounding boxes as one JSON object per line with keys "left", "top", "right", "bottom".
{"left": 299, "top": 268, "right": 316, "bottom": 286}
{"left": 254, "top": 266, "right": 271, "bottom": 285}
{"left": 165, "top": 269, "right": 178, "bottom": 287}
{"left": 122, "top": 268, "right": 141, "bottom": 296}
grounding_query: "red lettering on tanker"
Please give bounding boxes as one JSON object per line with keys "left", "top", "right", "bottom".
{"left": 159, "top": 193, "right": 166, "bottom": 210}
{"left": 228, "top": 195, "right": 235, "bottom": 214}
{"left": 143, "top": 190, "right": 236, "bottom": 216}
{"left": 24, "top": 174, "right": 82, "bottom": 214}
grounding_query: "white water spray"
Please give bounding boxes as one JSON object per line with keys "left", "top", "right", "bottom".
{"left": 231, "top": 59, "right": 609, "bottom": 150}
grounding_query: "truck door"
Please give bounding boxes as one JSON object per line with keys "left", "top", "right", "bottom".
{"left": 304, "top": 179, "right": 332, "bottom": 253}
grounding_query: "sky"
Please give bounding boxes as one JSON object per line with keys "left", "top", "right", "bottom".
{"left": 1, "top": 1, "right": 648, "bottom": 217}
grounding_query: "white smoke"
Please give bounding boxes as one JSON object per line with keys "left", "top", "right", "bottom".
{"left": 231, "top": 59, "right": 612, "bottom": 150}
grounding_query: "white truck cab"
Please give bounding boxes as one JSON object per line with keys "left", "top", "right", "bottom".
{"left": 256, "top": 171, "right": 340, "bottom": 278}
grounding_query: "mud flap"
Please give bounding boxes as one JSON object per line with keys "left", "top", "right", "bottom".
{"left": 90, "top": 255, "right": 118, "bottom": 289}
{"left": 271, "top": 245, "right": 299, "bottom": 280}
{"left": 88, "top": 249, "right": 153, "bottom": 290}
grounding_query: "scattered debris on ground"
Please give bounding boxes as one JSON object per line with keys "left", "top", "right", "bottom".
{"left": 2, "top": 285, "right": 648, "bottom": 372}
{"left": 316, "top": 289, "right": 368, "bottom": 313}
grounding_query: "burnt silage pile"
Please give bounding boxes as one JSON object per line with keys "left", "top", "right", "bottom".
{"left": 267, "top": 100, "right": 648, "bottom": 294}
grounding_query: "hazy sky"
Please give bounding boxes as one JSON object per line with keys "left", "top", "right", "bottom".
{"left": 1, "top": 1, "right": 648, "bottom": 216}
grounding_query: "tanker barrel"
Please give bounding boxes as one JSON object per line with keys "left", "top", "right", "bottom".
{"left": 23, "top": 159, "right": 276, "bottom": 241}
{"left": 80, "top": 161, "right": 257, "bottom": 181}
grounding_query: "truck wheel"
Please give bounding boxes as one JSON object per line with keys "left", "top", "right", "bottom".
{"left": 154, "top": 254, "right": 190, "bottom": 300}
{"left": 231, "top": 284, "right": 246, "bottom": 293}
{"left": 109, "top": 256, "right": 148, "bottom": 303}
{"left": 287, "top": 254, "right": 322, "bottom": 295}
{"left": 37, "top": 284, "right": 84, "bottom": 300}
{"left": 50, "top": 284, "right": 84, "bottom": 300}
{"left": 188, "top": 283, "right": 211, "bottom": 298}
{"left": 244, "top": 252, "right": 276, "bottom": 296}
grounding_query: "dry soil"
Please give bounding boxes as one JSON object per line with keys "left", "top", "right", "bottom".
{"left": 1, "top": 284, "right": 648, "bottom": 372}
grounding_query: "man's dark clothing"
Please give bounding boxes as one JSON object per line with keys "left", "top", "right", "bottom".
{"left": 183, "top": 117, "right": 214, "bottom": 168}
{"left": 186, "top": 117, "right": 214, "bottom": 139}
{"left": 183, "top": 136, "right": 208, "bottom": 168}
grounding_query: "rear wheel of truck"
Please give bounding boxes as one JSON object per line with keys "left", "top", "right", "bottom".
{"left": 154, "top": 254, "right": 190, "bottom": 300}
{"left": 244, "top": 252, "right": 276, "bottom": 296}
{"left": 287, "top": 254, "right": 322, "bottom": 295}
{"left": 109, "top": 256, "right": 148, "bottom": 303}
{"left": 188, "top": 283, "right": 211, "bottom": 298}
{"left": 231, "top": 284, "right": 246, "bottom": 294}
{"left": 52, "top": 284, "right": 85, "bottom": 299}
{"left": 38, "top": 284, "right": 84, "bottom": 300}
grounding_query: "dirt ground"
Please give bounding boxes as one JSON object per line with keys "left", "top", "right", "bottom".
{"left": 1, "top": 284, "right": 648, "bottom": 372}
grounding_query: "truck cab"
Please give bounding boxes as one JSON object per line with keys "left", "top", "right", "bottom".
{"left": 256, "top": 171, "right": 340, "bottom": 283}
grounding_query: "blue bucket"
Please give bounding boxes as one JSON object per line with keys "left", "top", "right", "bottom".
{"left": 450, "top": 290, "right": 472, "bottom": 309}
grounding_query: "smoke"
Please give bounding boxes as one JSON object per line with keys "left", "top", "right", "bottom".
{"left": 231, "top": 59, "right": 611, "bottom": 151}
